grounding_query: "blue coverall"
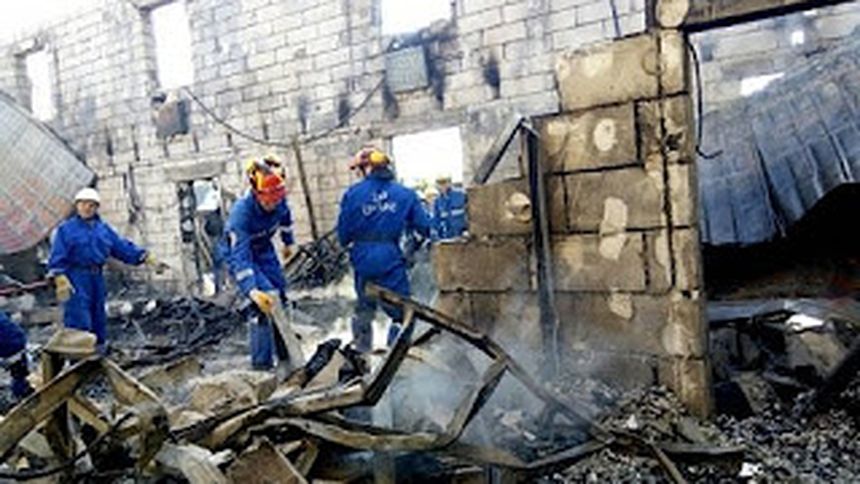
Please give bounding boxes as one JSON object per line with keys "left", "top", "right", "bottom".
{"left": 0, "top": 311, "right": 30, "bottom": 398}
{"left": 48, "top": 215, "right": 148, "bottom": 351}
{"left": 337, "top": 168, "right": 431, "bottom": 352}
{"left": 223, "top": 193, "right": 295, "bottom": 369}
{"left": 433, "top": 188, "right": 467, "bottom": 240}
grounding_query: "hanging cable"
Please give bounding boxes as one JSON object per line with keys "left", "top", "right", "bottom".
{"left": 608, "top": 0, "right": 622, "bottom": 38}
{"left": 685, "top": 37, "right": 723, "bottom": 160}
{"left": 181, "top": 76, "right": 385, "bottom": 149}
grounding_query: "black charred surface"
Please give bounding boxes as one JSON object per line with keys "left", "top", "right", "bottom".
{"left": 298, "top": 96, "right": 310, "bottom": 134}
{"left": 382, "top": 81, "right": 399, "bottom": 120}
{"left": 705, "top": 184, "right": 860, "bottom": 299}
{"left": 483, "top": 54, "right": 501, "bottom": 99}
{"left": 337, "top": 94, "right": 351, "bottom": 127}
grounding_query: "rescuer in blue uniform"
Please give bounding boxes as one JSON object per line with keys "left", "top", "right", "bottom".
{"left": 48, "top": 188, "right": 161, "bottom": 354}
{"left": 224, "top": 156, "right": 297, "bottom": 370}
{"left": 0, "top": 311, "right": 33, "bottom": 399}
{"left": 337, "top": 147, "right": 431, "bottom": 352}
{"left": 432, "top": 175, "right": 467, "bottom": 240}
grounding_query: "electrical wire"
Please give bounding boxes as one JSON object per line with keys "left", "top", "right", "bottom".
{"left": 685, "top": 37, "right": 723, "bottom": 160}
{"left": 182, "top": 76, "right": 385, "bottom": 149}
{"left": 0, "top": 413, "right": 134, "bottom": 481}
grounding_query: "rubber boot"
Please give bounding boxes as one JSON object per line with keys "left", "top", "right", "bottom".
{"left": 249, "top": 312, "right": 275, "bottom": 370}
{"left": 351, "top": 311, "right": 374, "bottom": 353}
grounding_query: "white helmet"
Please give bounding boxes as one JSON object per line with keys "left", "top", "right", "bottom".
{"left": 74, "top": 187, "right": 101, "bottom": 204}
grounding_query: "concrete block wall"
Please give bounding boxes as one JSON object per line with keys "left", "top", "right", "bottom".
{"left": 0, "top": 0, "right": 649, "bottom": 289}
{"left": 434, "top": 30, "right": 711, "bottom": 415}
{"left": 691, "top": 2, "right": 860, "bottom": 112}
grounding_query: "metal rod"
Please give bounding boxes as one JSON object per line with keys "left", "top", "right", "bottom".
{"left": 291, "top": 138, "right": 319, "bottom": 241}
{"left": 524, "top": 122, "right": 561, "bottom": 378}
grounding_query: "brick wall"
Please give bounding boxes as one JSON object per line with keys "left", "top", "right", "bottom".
{"left": 692, "top": 2, "right": 860, "bottom": 112}
{"left": 0, "top": 0, "right": 647, "bottom": 288}
{"left": 434, "top": 29, "right": 711, "bottom": 415}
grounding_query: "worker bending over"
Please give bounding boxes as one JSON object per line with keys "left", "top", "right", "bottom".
{"left": 223, "top": 156, "right": 297, "bottom": 370}
{"left": 337, "top": 147, "right": 431, "bottom": 352}
{"left": 48, "top": 188, "right": 161, "bottom": 354}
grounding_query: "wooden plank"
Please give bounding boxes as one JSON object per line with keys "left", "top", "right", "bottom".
{"left": 156, "top": 443, "right": 229, "bottom": 484}
{"left": 68, "top": 396, "right": 110, "bottom": 434}
{"left": 0, "top": 357, "right": 101, "bottom": 460}
{"left": 269, "top": 293, "right": 307, "bottom": 371}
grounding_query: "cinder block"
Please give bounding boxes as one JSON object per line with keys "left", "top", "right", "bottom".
{"left": 548, "top": 175, "right": 568, "bottom": 233}
{"left": 468, "top": 178, "right": 532, "bottom": 236}
{"left": 658, "top": 30, "right": 690, "bottom": 97}
{"left": 658, "top": 356, "right": 713, "bottom": 417}
{"left": 541, "top": 103, "right": 637, "bottom": 172}
{"left": 435, "top": 291, "right": 473, "bottom": 325}
{"left": 637, "top": 95, "right": 695, "bottom": 165}
{"left": 469, "top": 292, "right": 543, "bottom": 353}
{"left": 668, "top": 163, "right": 696, "bottom": 227}
{"left": 556, "top": 34, "right": 659, "bottom": 111}
{"left": 556, "top": 31, "right": 688, "bottom": 111}
{"left": 552, "top": 233, "right": 646, "bottom": 291}
{"left": 673, "top": 227, "right": 702, "bottom": 290}
{"left": 645, "top": 229, "right": 672, "bottom": 293}
{"left": 662, "top": 290, "right": 706, "bottom": 357}
{"left": 557, "top": 292, "right": 669, "bottom": 355}
{"left": 561, "top": 348, "right": 657, "bottom": 389}
{"left": 564, "top": 167, "right": 666, "bottom": 231}
{"left": 433, "top": 238, "right": 531, "bottom": 291}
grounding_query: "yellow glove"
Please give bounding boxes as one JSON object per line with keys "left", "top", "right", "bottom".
{"left": 281, "top": 245, "right": 294, "bottom": 262}
{"left": 249, "top": 289, "right": 275, "bottom": 315}
{"left": 145, "top": 253, "right": 167, "bottom": 274}
{"left": 55, "top": 275, "right": 74, "bottom": 302}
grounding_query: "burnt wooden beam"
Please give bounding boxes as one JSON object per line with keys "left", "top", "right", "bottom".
{"left": 0, "top": 357, "right": 102, "bottom": 461}
{"left": 683, "top": 0, "right": 853, "bottom": 32}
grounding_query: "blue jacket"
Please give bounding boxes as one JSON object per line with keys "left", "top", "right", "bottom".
{"left": 0, "top": 311, "right": 26, "bottom": 358}
{"left": 337, "top": 169, "right": 431, "bottom": 278}
{"left": 48, "top": 215, "right": 147, "bottom": 275}
{"left": 433, "top": 188, "right": 467, "bottom": 239}
{"left": 224, "top": 193, "right": 295, "bottom": 295}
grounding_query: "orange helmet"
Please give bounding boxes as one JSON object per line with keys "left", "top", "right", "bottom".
{"left": 247, "top": 155, "right": 286, "bottom": 205}
{"left": 349, "top": 147, "right": 390, "bottom": 173}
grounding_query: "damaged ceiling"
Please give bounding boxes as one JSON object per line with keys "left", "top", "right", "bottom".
{"left": 698, "top": 32, "right": 860, "bottom": 246}
{"left": 0, "top": 92, "right": 93, "bottom": 255}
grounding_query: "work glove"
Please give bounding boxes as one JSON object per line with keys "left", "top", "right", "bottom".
{"left": 54, "top": 275, "right": 74, "bottom": 302}
{"left": 281, "top": 245, "right": 294, "bottom": 263}
{"left": 249, "top": 289, "right": 276, "bottom": 315}
{"left": 145, "top": 253, "right": 167, "bottom": 274}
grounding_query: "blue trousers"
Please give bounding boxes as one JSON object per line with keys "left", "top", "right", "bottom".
{"left": 63, "top": 268, "right": 108, "bottom": 351}
{"left": 351, "top": 264, "right": 410, "bottom": 352}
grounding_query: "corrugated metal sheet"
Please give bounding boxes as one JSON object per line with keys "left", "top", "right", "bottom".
{"left": 0, "top": 92, "right": 94, "bottom": 255}
{"left": 698, "top": 36, "right": 860, "bottom": 246}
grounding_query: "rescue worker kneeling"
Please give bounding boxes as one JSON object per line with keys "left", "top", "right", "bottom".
{"left": 48, "top": 188, "right": 162, "bottom": 354}
{"left": 224, "top": 156, "right": 298, "bottom": 370}
{"left": 337, "top": 147, "right": 431, "bottom": 352}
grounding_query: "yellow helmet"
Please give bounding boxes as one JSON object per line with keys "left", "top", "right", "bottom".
{"left": 350, "top": 147, "right": 390, "bottom": 172}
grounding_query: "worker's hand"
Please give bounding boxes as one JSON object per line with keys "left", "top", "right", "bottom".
{"left": 54, "top": 275, "right": 74, "bottom": 302}
{"left": 145, "top": 253, "right": 167, "bottom": 274}
{"left": 281, "top": 245, "right": 294, "bottom": 262}
{"left": 250, "top": 289, "right": 276, "bottom": 315}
